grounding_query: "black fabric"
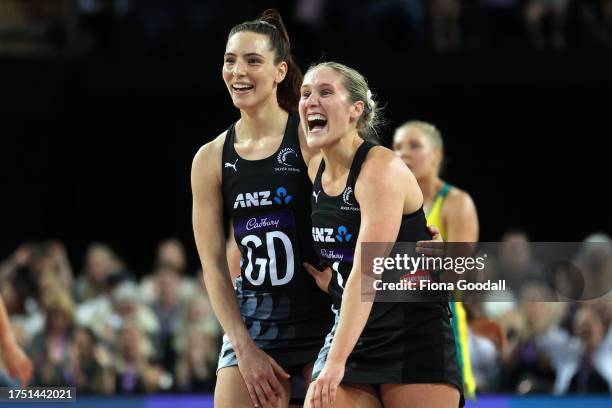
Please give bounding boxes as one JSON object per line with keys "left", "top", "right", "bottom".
{"left": 310, "top": 141, "right": 464, "bottom": 405}
{"left": 219, "top": 112, "right": 333, "bottom": 365}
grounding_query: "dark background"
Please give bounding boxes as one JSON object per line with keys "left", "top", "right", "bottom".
{"left": 1, "top": 1, "right": 611, "bottom": 276}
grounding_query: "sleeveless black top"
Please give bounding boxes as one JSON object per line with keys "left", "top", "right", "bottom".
{"left": 310, "top": 141, "right": 431, "bottom": 308}
{"left": 221, "top": 113, "right": 332, "bottom": 361}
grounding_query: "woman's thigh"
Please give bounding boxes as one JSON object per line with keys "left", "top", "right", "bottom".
{"left": 380, "top": 383, "right": 460, "bottom": 408}
{"left": 304, "top": 382, "right": 381, "bottom": 408}
{"left": 216, "top": 365, "right": 291, "bottom": 408}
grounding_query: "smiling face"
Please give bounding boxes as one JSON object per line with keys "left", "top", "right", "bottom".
{"left": 299, "top": 66, "right": 364, "bottom": 149}
{"left": 222, "top": 31, "right": 287, "bottom": 111}
{"left": 393, "top": 126, "right": 440, "bottom": 179}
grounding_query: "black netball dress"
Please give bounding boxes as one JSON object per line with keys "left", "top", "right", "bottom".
{"left": 310, "top": 141, "right": 463, "bottom": 405}
{"left": 218, "top": 112, "right": 333, "bottom": 371}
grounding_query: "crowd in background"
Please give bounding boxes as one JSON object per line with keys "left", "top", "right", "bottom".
{"left": 0, "top": 232, "right": 611, "bottom": 395}
{"left": 0, "top": 0, "right": 611, "bottom": 56}
{"left": 0, "top": 239, "right": 221, "bottom": 394}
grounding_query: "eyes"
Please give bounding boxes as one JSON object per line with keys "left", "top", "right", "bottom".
{"left": 394, "top": 140, "right": 424, "bottom": 150}
{"left": 300, "top": 88, "right": 333, "bottom": 99}
{"left": 223, "top": 57, "right": 263, "bottom": 65}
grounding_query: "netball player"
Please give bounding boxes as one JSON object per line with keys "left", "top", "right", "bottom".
{"left": 300, "top": 62, "right": 463, "bottom": 408}
{"left": 0, "top": 297, "right": 33, "bottom": 386}
{"left": 393, "top": 121, "right": 479, "bottom": 397}
{"left": 191, "top": 10, "right": 335, "bottom": 408}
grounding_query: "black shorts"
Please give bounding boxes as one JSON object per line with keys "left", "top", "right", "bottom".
{"left": 313, "top": 302, "right": 464, "bottom": 407}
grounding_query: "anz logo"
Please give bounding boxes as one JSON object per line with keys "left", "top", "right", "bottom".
{"left": 234, "top": 187, "right": 293, "bottom": 209}
{"left": 312, "top": 225, "right": 353, "bottom": 243}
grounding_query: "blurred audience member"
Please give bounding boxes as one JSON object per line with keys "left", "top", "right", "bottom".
{"left": 525, "top": 0, "right": 570, "bottom": 49}
{"left": 498, "top": 284, "right": 564, "bottom": 393}
{"left": 430, "top": 0, "right": 462, "bottom": 51}
{"left": 75, "top": 242, "right": 122, "bottom": 302}
{"left": 113, "top": 322, "right": 165, "bottom": 394}
{"left": 150, "top": 265, "right": 184, "bottom": 371}
{"left": 29, "top": 290, "right": 76, "bottom": 386}
{"left": 65, "top": 326, "right": 114, "bottom": 394}
{"left": 498, "top": 230, "right": 544, "bottom": 296}
{"left": 140, "top": 238, "right": 197, "bottom": 303}
{"left": 173, "top": 325, "right": 218, "bottom": 392}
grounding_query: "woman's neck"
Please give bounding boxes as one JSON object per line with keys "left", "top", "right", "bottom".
{"left": 237, "top": 99, "right": 287, "bottom": 141}
{"left": 320, "top": 132, "right": 362, "bottom": 179}
{"left": 418, "top": 175, "right": 444, "bottom": 205}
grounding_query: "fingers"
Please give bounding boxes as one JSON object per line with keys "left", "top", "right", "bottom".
{"left": 311, "top": 381, "right": 320, "bottom": 408}
{"left": 303, "top": 262, "right": 320, "bottom": 278}
{"left": 246, "top": 382, "right": 263, "bottom": 408}
{"left": 416, "top": 238, "right": 445, "bottom": 258}
{"left": 329, "top": 382, "right": 337, "bottom": 407}
{"left": 269, "top": 357, "right": 291, "bottom": 379}
{"left": 321, "top": 381, "right": 329, "bottom": 408}
{"left": 427, "top": 225, "right": 441, "bottom": 238}
{"left": 254, "top": 383, "right": 270, "bottom": 408}
{"left": 260, "top": 380, "right": 278, "bottom": 407}
{"left": 19, "top": 360, "right": 33, "bottom": 387}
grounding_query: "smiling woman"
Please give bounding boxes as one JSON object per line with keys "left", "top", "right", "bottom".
{"left": 299, "top": 62, "right": 463, "bottom": 408}
{"left": 191, "top": 9, "right": 333, "bottom": 408}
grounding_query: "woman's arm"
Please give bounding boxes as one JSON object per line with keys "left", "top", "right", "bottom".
{"left": 191, "top": 135, "right": 288, "bottom": 407}
{"left": 310, "top": 148, "right": 422, "bottom": 408}
{"left": 0, "top": 298, "right": 33, "bottom": 386}
{"left": 442, "top": 189, "right": 479, "bottom": 242}
{"left": 327, "top": 149, "right": 422, "bottom": 363}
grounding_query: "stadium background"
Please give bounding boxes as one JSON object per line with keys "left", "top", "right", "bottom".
{"left": 1, "top": 0, "right": 611, "bottom": 407}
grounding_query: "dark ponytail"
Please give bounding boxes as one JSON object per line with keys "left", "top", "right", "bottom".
{"left": 228, "top": 9, "right": 302, "bottom": 112}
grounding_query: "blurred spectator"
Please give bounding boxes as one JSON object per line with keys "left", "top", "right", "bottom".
{"left": 173, "top": 325, "right": 218, "bottom": 392}
{"left": 498, "top": 230, "right": 545, "bottom": 297}
{"left": 140, "top": 238, "right": 197, "bottom": 303}
{"left": 75, "top": 242, "right": 123, "bottom": 302}
{"left": 430, "top": 0, "right": 462, "bottom": 51}
{"left": 569, "top": 306, "right": 612, "bottom": 392}
{"left": 172, "top": 296, "right": 220, "bottom": 392}
{"left": 498, "top": 284, "right": 565, "bottom": 393}
{"left": 574, "top": 233, "right": 612, "bottom": 301}
{"left": 525, "top": 0, "right": 570, "bottom": 49}
{"left": 0, "top": 241, "right": 74, "bottom": 338}
{"left": 467, "top": 0, "right": 522, "bottom": 50}
{"left": 0, "top": 0, "right": 79, "bottom": 55}
{"left": 108, "top": 281, "right": 160, "bottom": 337}
{"left": 150, "top": 265, "right": 184, "bottom": 371}
{"left": 29, "top": 289, "right": 76, "bottom": 386}
{"left": 113, "top": 322, "right": 166, "bottom": 394}
{"left": 467, "top": 303, "right": 507, "bottom": 391}
{"left": 65, "top": 326, "right": 114, "bottom": 394}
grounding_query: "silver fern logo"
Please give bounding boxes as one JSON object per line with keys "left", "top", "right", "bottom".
{"left": 342, "top": 187, "right": 353, "bottom": 206}
{"left": 277, "top": 148, "right": 298, "bottom": 167}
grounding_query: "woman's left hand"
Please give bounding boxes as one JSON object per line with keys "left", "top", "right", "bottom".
{"left": 308, "top": 361, "right": 345, "bottom": 408}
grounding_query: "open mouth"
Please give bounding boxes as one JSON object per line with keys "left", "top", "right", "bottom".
{"left": 232, "top": 83, "right": 254, "bottom": 93}
{"left": 307, "top": 113, "right": 328, "bottom": 132}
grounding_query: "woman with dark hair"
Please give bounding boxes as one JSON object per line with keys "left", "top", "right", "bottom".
{"left": 191, "top": 9, "right": 333, "bottom": 408}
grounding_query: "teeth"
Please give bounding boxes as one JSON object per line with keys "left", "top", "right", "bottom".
{"left": 307, "top": 114, "right": 326, "bottom": 121}
{"left": 233, "top": 84, "right": 253, "bottom": 89}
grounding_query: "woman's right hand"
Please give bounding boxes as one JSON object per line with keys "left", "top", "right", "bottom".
{"left": 303, "top": 262, "right": 332, "bottom": 294}
{"left": 237, "top": 344, "right": 290, "bottom": 408}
